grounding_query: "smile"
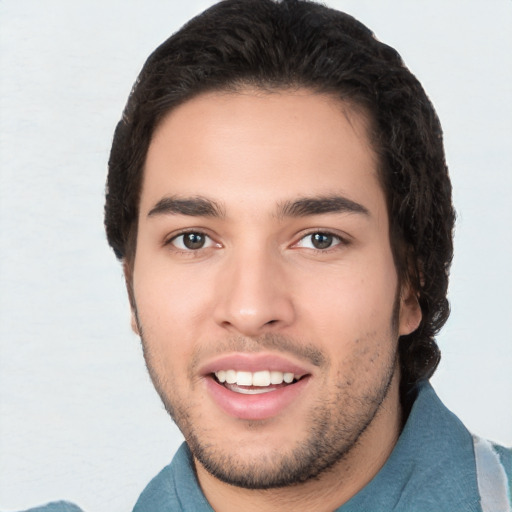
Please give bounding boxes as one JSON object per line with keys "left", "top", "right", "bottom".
{"left": 215, "top": 369, "right": 299, "bottom": 386}
{"left": 213, "top": 369, "right": 304, "bottom": 395}
{"left": 200, "top": 353, "right": 314, "bottom": 419}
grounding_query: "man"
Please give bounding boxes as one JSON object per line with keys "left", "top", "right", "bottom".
{"left": 23, "top": 0, "right": 511, "bottom": 510}
{"left": 105, "top": 0, "right": 511, "bottom": 510}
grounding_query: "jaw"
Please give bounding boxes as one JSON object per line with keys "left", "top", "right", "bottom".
{"left": 190, "top": 361, "right": 399, "bottom": 483}
{"left": 191, "top": 367, "right": 403, "bottom": 512}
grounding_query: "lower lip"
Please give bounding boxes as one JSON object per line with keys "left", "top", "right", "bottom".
{"left": 204, "top": 376, "right": 310, "bottom": 421}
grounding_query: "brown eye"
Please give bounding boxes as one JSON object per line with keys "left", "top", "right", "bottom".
{"left": 170, "top": 232, "right": 214, "bottom": 251}
{"left": 183, "top": 233, "right": 206, "bottom": 249}
{"left": 310, "top": 233, "right": 334, "bottom": 249}
{"left": 295, "top": 231, "right": 345, "bottom": 251}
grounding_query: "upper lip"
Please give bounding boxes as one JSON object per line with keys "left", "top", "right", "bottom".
{"left": 199, "top": 352, "right": 313, "bottom": 378}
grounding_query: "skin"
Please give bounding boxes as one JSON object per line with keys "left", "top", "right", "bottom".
{"left": 128, "top": 89, "right": 422, "bottom": 512}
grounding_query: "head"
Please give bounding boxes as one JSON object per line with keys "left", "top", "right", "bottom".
{"left": 106, "top": 0, "right": 454, "bottom": 393}
{"left": 104, "top": 0, "right": 454, "bottom": 494}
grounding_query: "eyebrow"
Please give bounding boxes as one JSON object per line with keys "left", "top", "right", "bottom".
{"left": 147, "top": 194, "right": 369, "bottom": 220}
{"left": 277, "top": 195, "right": 370, "bottom": 218}
{"left": 147, "top": 196, "right": 225, "bottom": 218}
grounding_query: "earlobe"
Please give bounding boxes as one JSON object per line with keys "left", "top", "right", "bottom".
{"left": 398, "top": 284, "right": 422, "bottom": 336}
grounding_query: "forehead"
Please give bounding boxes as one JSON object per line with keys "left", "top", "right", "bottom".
{"left": 141, "top": 89, "right": 383, "bottom": 219}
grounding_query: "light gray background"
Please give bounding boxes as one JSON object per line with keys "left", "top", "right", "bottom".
{"left": 1, "top": 1, "right": 511, "bottom": 511}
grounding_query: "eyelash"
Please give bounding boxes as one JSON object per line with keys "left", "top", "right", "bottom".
{"left": 165, "top": 229, "right": 349, "bottom": 254}
{"left": 165, "top": 230, "right": 218, "bottom": 254}
{"left": 293, "top": 230, "right": 350, "bottom": 253}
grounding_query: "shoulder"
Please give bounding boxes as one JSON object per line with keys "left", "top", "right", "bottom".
{"left": 132, "top": 463, "right": 179, "bottom": 511}
{"left": 343, "top": 381, "right": 509, "bottom": 511}
{"left": 17, "top": 502, "right": 84, "bottom": 512}
{"left": 132, "top": 443, "right": 213, "bottom": 512}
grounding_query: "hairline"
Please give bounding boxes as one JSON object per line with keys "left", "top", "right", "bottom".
{"left": 123, "top": 83, "right": 412, "bottom": 299}
{"left": 124, "top": 85, "right": 386, "bottom": 243}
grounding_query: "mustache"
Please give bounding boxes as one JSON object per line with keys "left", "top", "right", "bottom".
{"left": 189, "top": 333, "right": 327, "bottom": 373}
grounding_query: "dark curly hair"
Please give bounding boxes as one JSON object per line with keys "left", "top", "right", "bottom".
{"left": 105, "top": 0, "right": 455, "bottom": 393}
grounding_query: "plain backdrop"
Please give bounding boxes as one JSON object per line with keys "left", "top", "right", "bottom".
{"left": 1, "top": 1, "right": 511, "bottom": 511}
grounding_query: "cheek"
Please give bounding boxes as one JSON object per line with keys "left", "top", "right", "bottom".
{"left": 299, "top": 259, "right": 398, "bottom": 332}
{"left": 132, "top": 257, "right": 215, "bottom": 349}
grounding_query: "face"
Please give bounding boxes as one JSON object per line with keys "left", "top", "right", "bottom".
{"left": 130, "top": 89, "right": 420, "bottom": 489}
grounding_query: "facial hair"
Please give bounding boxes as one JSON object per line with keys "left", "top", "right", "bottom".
{"left": 135, "top": 304, "right": 401, "bottom": 490}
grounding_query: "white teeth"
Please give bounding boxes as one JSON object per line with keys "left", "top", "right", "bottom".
{"left": 227, "top": 384, "right": 276, "bottom": 395}
{"left": 283, "top": 372, "right": 294, "bottom": 384}
{"left": 269, "top": 370, "right": 283, "bottom": 384}
{"left": 236, "top": 371, "right": 253, "bottom": 386}
{"left": 252, "top": 370, "right": 271, "bottom": 386}
{"left": 214, "top": 370, "right": 299, "bottom": 387}
{"left": 225, "top": 369, "right": 237, "bottom": 384}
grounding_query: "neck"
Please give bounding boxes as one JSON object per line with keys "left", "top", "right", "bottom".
{"left": 195, "top": 371, "right": 403, "bottom": 512}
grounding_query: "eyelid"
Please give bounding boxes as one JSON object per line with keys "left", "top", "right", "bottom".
{"left": 292, "top": 229, "right": 351, "bottom": 250}
{"left": 165, "top": 229, "right": 221, "bottom": 251}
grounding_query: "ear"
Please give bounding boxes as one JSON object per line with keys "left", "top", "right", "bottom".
{"left": 123, "top": 260, "right": 140, "bottom": 336}
{"left": 398, "top": 281, "right": 422, "bottom": 336}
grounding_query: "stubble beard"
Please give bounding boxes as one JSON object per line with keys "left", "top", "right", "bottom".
{"left": 136, "top": 310, "right": 400, "bottom": 490}
{"left": 187, "top": 361, "right": 397, "bottom": 490}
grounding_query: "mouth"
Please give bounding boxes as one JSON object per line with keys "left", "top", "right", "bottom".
{"left": 212, "top": 369, "right": 305, "bottom": 395}
{"left": 201, "top": 354, "right": 313, "bottom": 420}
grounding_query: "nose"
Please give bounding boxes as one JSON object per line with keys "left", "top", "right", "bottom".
{"left": 213, "top": 247, "right": 295, "bottom": 336}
